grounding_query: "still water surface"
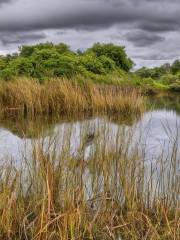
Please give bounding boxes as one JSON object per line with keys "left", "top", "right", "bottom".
{"left": 0, "top": 94, "right": 179, "bottom": 167}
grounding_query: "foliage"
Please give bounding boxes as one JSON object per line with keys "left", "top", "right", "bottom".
{"left": 171, "top": 60, "right": 180, "bottom": 74}
{"left": 135, "top": 60, "right": 180, "bottom": 92}
{"left": 86, "top": 43, "right": 134, "bottom": 71}
{"left": 1, "top": 42, "right": 180, "bottom": 92}
{"left": 79, "top": 54, "right": 105, "bottom": 74}
{"left": 0, "top": 42, "right": 133, "bottom": 82}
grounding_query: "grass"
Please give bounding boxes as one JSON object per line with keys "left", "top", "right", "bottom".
{"left": 0, "top": 78, "right": 144, "bottom": 118}
{"left": 0, "top": 120, "right": 179, "bottom": 239}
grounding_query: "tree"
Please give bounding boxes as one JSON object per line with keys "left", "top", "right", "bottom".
{"left": 86, "top": 43, "right": 134, "bottom": 72}
{"left": 0, "top": 56, "right": 7, "bottom": 70}
{"left": 11, "top": 57, "right": 34, "bottom": 76}
{"left": 20, "top": 45, "right": 36, "bottom": 57}
{"left": 171, "top": 60, "right": 180, "bottom": 74}
{"left": 80, "top": 54, "right": 105, "bottom": 74}
{"left": 0, "top": 42, "right": 135, "bottom": 81}
{"left": 55, "top": 43, "right": 73, "bottom": 55}
{"left": 161, "top": 63, "right": 171, "bottom": 73}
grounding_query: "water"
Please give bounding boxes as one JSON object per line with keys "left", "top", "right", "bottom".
{"left": 0, "top": 94, "right": 178, "bottom": 239}
{"left": 0, "top": 94, "right": 179, "bottom": 164}
{"left": 0, "top": 94, "right": 179, "bottom": 207}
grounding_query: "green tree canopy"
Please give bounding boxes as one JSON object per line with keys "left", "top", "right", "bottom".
{"left": 86, "top": 43, "right": 134, "bottom": 72}
{"left": 0, "top": 42, "right": 134, "bottom": 81}
{"left": 171, "top": 60, "right": 180, "bottom": 74}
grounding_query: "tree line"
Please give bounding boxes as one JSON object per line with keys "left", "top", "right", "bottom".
{"left": 0, "top": 43, "right": 133, "bottom": 81}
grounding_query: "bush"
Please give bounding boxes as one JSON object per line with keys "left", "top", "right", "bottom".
{"left": 52, "top": 56, "right": 79, "bottom": 77}
{"left": 98, "top": 55, "right": 116, "bottom": 73}
{"left": 160, "top": 74, "right": 179, "bottom": 85}
{"left": 10, "top": 57, "right": 35, "bottom": 76}
{"left": 79, "top": 54, "right": 105, "bottom": 74}
{"left": 0, "top": 42, "right": 134, "bottom": 81}
{"left": 87, "top": 43, "right": 134, "bottom": 72}
{"left": 0, "top": 57, "right": 7, "bottom": 70}
{"left": 171, "top": 60, "right": 180, "bottom": 74}
{"left": 0, "top": 68, "right": 15, "bottom": 81}
{"left": 169, "top": 82, "right": 180, "bottom": 91}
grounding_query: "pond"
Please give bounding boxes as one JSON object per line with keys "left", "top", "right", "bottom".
{"left": 0, "top": 93, "right": 179, "bottom": 164}
{"left": 0, "top": 92, "right": 179, "bottom": 240}
{"left": 0, "top": 93, "right": 179, "bottom": 202}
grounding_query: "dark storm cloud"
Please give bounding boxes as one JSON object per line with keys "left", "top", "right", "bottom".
{"left": 125, "top": 31, "right": 165, "bottom": 47}
{"left": 0, "top": 32, "right": 46, "bottom": 46}
{"left": 0, "top": 0, "right": 11, "bottom": 3}
{"left": 0, "top": 0, "right": 180, "bottom": 32}
{"left": 0, "top": 0, "right": 180, "bottom": 67}
{"left": 133, "top": 51, "right": 179, "bottom": 61}
{"left": 139, "top": 22, "right": 180, "bottom": 32}
{"left": 0, "top": 0, "right": 13, "bottom": 6}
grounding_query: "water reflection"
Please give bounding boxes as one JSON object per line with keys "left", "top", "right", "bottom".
{"left": 148, "top": 92, "right": 180, "bottom": 114}
{"left": 0, "top": 109, "right": 179, "bottom": 165}
{"left": 0, "top": 94, "right": 179, "bottom": 240}
{"left": 0, "top": 94, "right": 179, "bottom": 204}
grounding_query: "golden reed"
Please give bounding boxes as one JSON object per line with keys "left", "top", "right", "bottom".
{"left": 0, "top": 78, "right": 144, "bottom": 118}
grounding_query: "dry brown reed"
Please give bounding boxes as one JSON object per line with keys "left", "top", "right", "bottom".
{"left": 0, "top": 122, "right": 179, "bottom": 239}
{"left": 0, "top": 78, "right": 144, "bottom": 118}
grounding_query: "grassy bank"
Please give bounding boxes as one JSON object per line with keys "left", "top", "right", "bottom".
{"left": 0, "top": 123, "right": 179, "bottom": 239}
{"left": 1, "top": 42, "right": 179, "bottom": 93}
{"left": 0, "top": 78, "right": 144, "bottom": 118}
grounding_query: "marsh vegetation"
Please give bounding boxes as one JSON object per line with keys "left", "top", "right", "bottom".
{"left": 0, "top": 78, "right": 144, "bottom": 118}
{"left": 0, "top": 94, "right": 179, "bottom": 240}
{"left": 0, "top": 43, "right": 179, "bottom": 239}
{"left": 0, "top": 42, "right": 180, "bottom": 92}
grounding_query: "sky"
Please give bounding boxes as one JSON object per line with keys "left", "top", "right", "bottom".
{"left": 0, "top": 0, "right": 180, "bottom": 68}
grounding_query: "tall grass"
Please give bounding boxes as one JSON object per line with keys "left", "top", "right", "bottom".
{"left": 0, "top": 78, "right": 144, "bottom": 118}
{"left": 0, "top": 121, "right": 179, "bottom": 239}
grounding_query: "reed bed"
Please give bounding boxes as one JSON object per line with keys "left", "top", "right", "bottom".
{"left": 0, "top": 122, "right": 179, "bottom": 240}
{"left": 0, "top": 78, "right": 144, "bottom": 118}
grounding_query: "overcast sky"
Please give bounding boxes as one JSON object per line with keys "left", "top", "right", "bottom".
{"left": 0, "top": 0, "right": 180, "bottom": 68}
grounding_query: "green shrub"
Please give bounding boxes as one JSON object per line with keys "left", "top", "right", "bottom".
{"left": 169, "top": 82, "right": 180, "bottom": 91}
{"left": 4, "top": 42, "right": 180, "bottom": 93}
{"left": 52, "top": 56, "right": 79, "bottom": 77}
{"left": 0, "top": 57, "right": 7, "bottom": 70}
{"left": 0, "top": 68, "right": 15, "bottom": 81}
{"left": 79, "top": 54, "right": 105, "bottom": 74}
{"left": 171, "top": 60, "right": 180, "bottom": 74}
{"left": 86, "top": 43, "right": 134, "bottom": 72}
{"left": 98, "top": 55, "right": 116, "bottom": 73}
{"left": 152, "top": 81, "right": 170, "bottom": 90}
{"left": 10, "top": 57, "right": 35, "bottom": 76}
{"left": 160, "top": 74, "right": 179, "bottom": 84}
{"left": 0, "top": 42, "right": 135, "bottom": 81}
